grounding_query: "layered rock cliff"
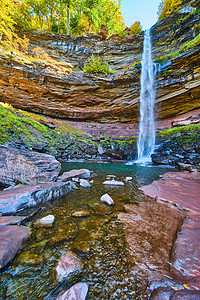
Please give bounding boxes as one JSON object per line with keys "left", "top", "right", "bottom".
{"left": 0, "top": 2, "right": 199, "bottom": 122}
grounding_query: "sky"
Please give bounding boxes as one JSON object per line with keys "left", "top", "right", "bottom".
{"left": 121, "top": 0, "right": 162, "bottom": 30}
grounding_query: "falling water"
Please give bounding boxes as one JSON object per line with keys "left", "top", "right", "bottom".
{"left": 136, "top": 29, "right": 155, "bottom": 164}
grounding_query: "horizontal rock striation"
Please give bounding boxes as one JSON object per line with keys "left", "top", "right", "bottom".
{"left": 0, "top": 181, "right": 73, "bottom": 214}
{"left": 0, "top": 145, "right": 61, "bottom": 187}
{"left": 0, "top": 10, "right": 199, "bottom": 122}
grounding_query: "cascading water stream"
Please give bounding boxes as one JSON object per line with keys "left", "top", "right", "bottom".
{"left": 136, "top": 28, "right": 155, "bottom": 164}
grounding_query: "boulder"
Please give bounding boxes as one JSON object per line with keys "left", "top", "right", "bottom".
{"left": 56, "top": 282, "right": 89, "bottom": 300}
{"left": 35, "top": 215, "right": 55, "bottom": 227}
{"left": 100, "top": 193, "right": 114, "bottom": 205}
{"left": 57, "top": 169, "right": 91, "bottom": 182}
{"left": 56, "top": 251, "right": 84, "bottom": 282}
{"left": 0, "top": 225, "right": 30, "bottom": 269}
{"left": 80, "top": 179, "right": 91, "bottom": 188}
{"left": 0, "top": 145, "right": 61, "bottom": 187}
{"left": 0, "top": 181, "right": 73, "bottom": 214}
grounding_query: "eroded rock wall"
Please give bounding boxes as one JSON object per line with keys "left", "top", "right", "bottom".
{"left": 0, "top": 9, "right": 199, "bottom": 122}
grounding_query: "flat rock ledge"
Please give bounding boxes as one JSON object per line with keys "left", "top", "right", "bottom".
{"left": 0, "top": 181, "right": 74, "bottom": 214}
{"left": 0, "top": 145, "right": 61, "bottom": 187}
{"left": 0, "top": 225, "right": 30, "bottom": 269}
{"left": 140, "top": 171, "right": 200, "bottom": 291}
{"left": 57, "top": 169, "right": 91, "bottom": 182}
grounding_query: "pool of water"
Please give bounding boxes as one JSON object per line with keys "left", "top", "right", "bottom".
{"left": 0, "top": 162, "right": 172, "bottom": 300}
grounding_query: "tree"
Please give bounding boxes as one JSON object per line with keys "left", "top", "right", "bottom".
{"left": 129, "top": 21, "right": 142, "bottom": 35}
{"left": 158, "top": 0, "right": 182, "bottom": 20}
{"left": 0, "top": 0, "right": 17, "bottom": 41}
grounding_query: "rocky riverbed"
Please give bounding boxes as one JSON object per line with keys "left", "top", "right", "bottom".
{"left": 0, "top": 154, "right": 200, "bottom": 299}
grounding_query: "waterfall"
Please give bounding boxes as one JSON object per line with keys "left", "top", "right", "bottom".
{"left": 136, "top": 29, "right": 155, "bottom": 164}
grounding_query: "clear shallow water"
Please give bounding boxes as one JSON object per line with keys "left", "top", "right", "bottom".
{"left": 0, "top": 162, "right": 171, "bottom": 300}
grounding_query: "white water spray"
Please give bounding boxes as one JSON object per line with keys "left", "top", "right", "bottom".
{"left": 136, "top": 29, "right": 155, "bottom": 164}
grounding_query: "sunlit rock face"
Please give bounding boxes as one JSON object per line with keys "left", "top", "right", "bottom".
{"left": 0, "top": 5, "right": 199, "bottom": 122}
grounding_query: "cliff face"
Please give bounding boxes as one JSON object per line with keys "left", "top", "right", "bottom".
{"left": 0, "top": 5, "right": 199, "bottom": 122}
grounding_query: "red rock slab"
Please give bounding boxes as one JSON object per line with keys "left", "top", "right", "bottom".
{"left": 140, "top": 171, "right": 200, "bottom": 288}
{"left": 171, "top": 212, "right": 200, "bottom": 285}
{"left": 0, "top": 216, "right": 24, "bottom": 226}
{"left": 140, "top": 171, "right": 200, "bottom": 213}
{"left": 118, "top": 201, "right": 184, "bottom": 278}
{"left": 0, "top": 225, "right": 30, "bottom": 269}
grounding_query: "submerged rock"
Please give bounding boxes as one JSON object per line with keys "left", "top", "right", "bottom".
{"left": 0, "top": 225, "right": 30, "bottom": 269}
{"left": 72, "top": 210, "right": 90, "bottom": 218}
{"left": 90, "top": 203, "right": 113, "bottom": 216}
{"left": 100, "top": 193, "right": 114, "bottom": 205}
{"left": 56, "top": 251, "right": 84, "bottom": 282}
{"left": 56, "top": 282, "right": 89, "bottom": 300}
{"left": 103, "top": 180, "right": 124, "bottom": 186}
{"left": 0, "top": 145, "right": 61, "bottom": 187}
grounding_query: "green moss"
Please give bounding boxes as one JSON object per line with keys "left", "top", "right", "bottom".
{"left": 158, "top": 123, "right": 200, "bottom": 137}
{"left": 0, "top": 103, "right": 89, "bottom": 156}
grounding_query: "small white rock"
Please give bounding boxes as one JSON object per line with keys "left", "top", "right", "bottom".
{"left": 103, "top": 180, "right": 124, "bottom": 186}
{"left": 35, "top": 214, "right": 55, "bottom": 226}
{"left": 80, "top": 179, "right": 91, "bottom": 188}
{"left": 72, "top": 177, "right": 80, "bottom": 182}
{"left": 125, "top": 177, "right": 133, "bottom": 181}
{"left": 106, "top": 175, "right": 116, "bottom": 180}
{"left": 98, "top": 146, "right": 104, "bottom": 155}
{"left": 101, "top": 193, "right": 114, "bottom": 205}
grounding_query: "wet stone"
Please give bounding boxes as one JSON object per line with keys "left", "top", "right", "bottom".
{"left": 49, "top": 221, "right": 79, "bottom": 246}
{"left": 101, "top": 193, "right": 114, "bottom": 205}
{"left": 15, "top": 249, "right": 47, "bottom": 266}
{"left": 73, "top": 241, "right": 91, "bottom": 259}
{"left": 90, "top": 203, "right": 113, "bottom": 216}
{"left": 80, "top": 179, "right": 91, "bottom": 188}
{"left": 72, "top": 210, "right": 91, "bottom": 218}
{"left": 56, "top": 282, "right": 89, "bottom": 300}
{"left": 103, "top": 180, "right": 124, "bottom": 186}
{"left": 34, "top": 214, "right": 55, "bottom": 227}
{"left": 56, "top": 251, "right": 84, "bottom": 282}
{"left": 0, "top": 225, "right": 31, "bottom": 269}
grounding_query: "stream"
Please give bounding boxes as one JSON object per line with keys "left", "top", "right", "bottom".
{"left": 0, "top": 162, "right": 173, "bottom": 299}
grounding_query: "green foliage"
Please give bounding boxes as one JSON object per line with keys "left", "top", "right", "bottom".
{"left": 2, "top": 0, "right": 125, "bottom": 37}
{"left": 158, "top": 0, "right": 182, "bottom": 20}
{"left": 84, "top": 55, "right": 115, "bottom": 75}
{"left": 129, "top": 21, "right": 142, "bottom": 35}
{"left": 0, "top": 0, "right": 17, "bottom": 41}
{"left": 156, "top": 33, "right": 200, "bottom": 61}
